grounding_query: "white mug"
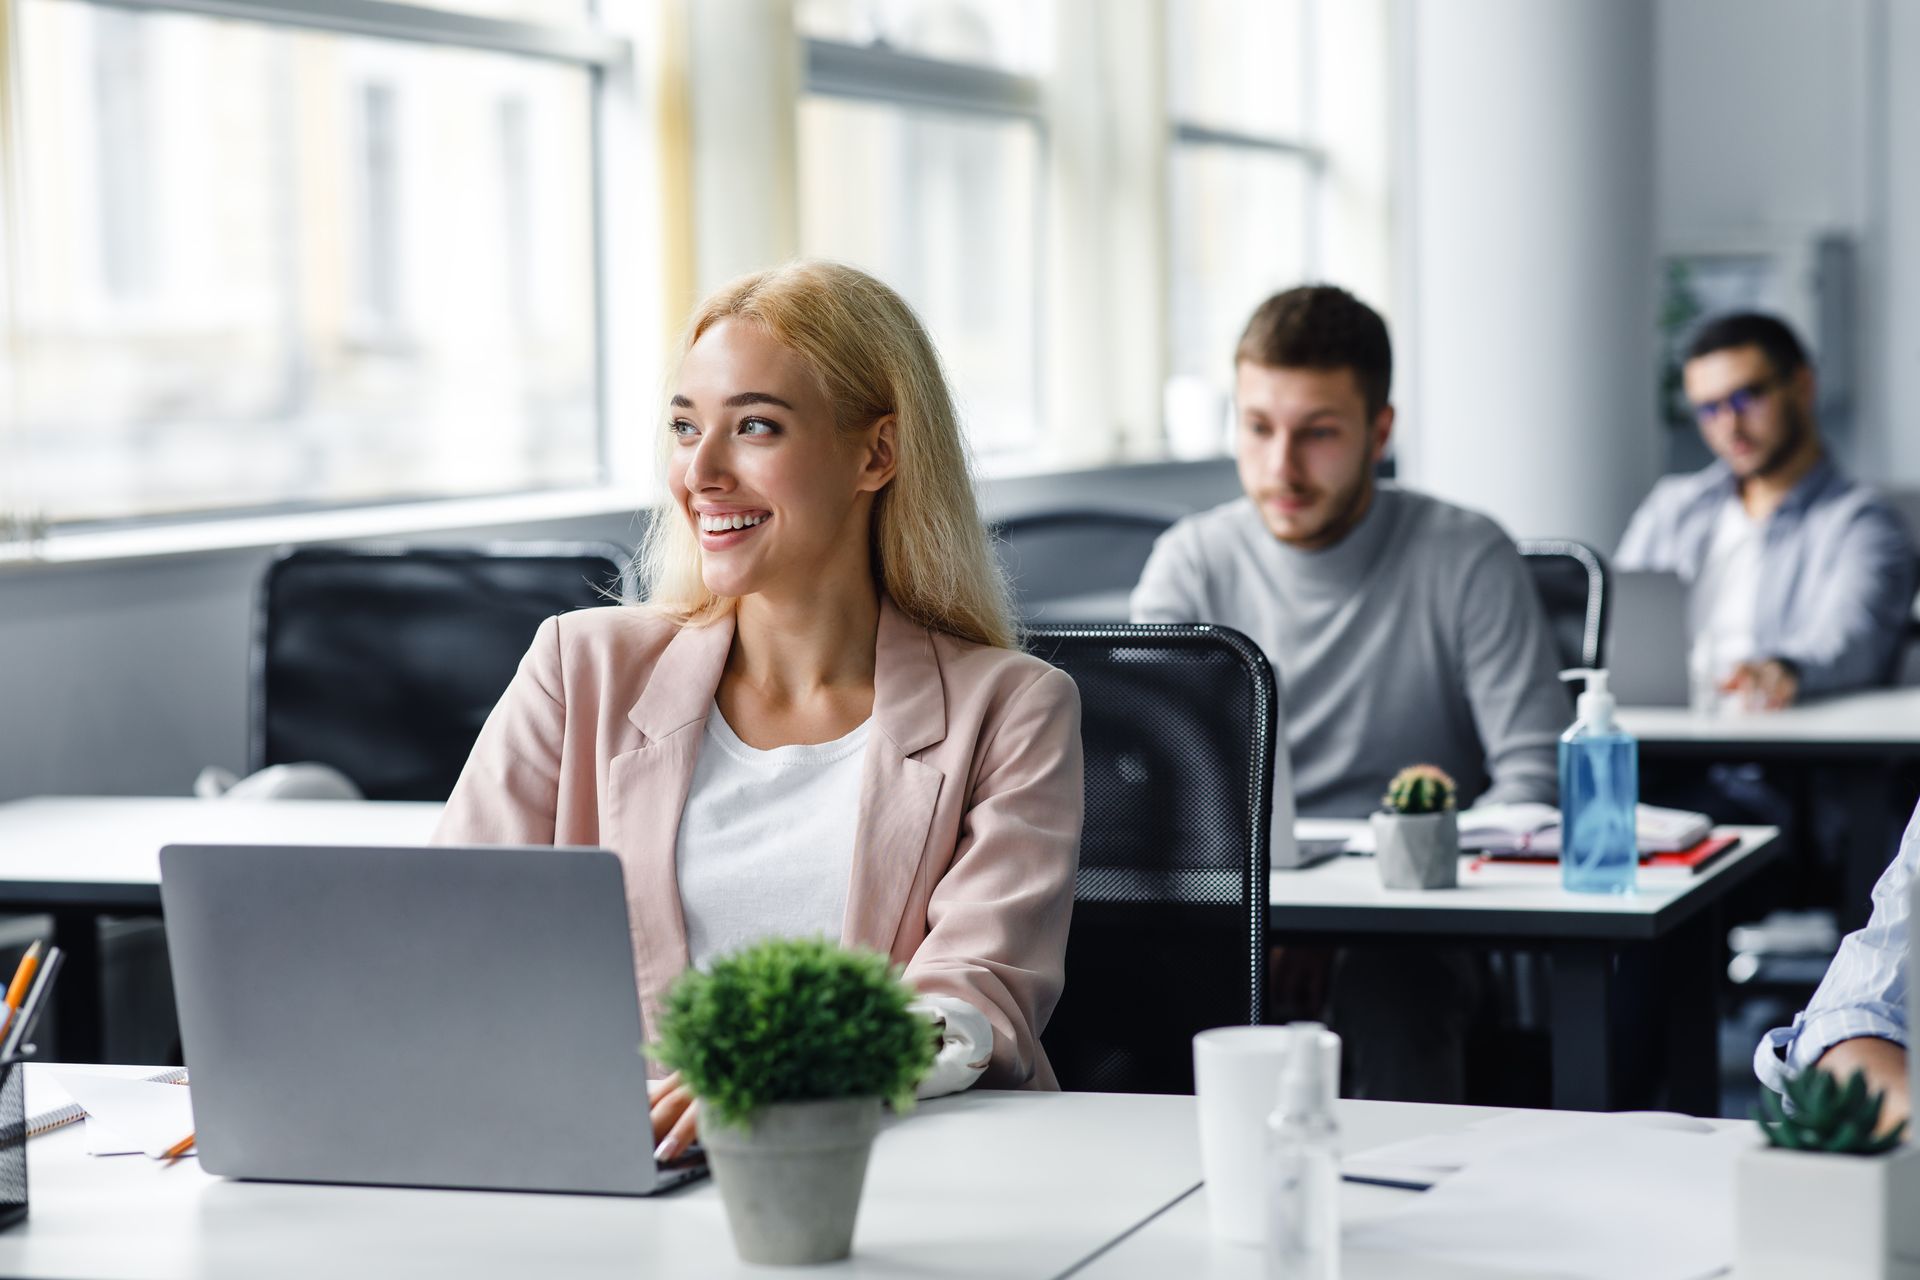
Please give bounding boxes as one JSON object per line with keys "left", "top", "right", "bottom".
{"left": 1193, "top": 1025, "right": 1324, "bottom": 1243}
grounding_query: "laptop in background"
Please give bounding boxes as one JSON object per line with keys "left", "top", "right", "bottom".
{"left": 160, "top": 842, "right": 703, "bottom": 1196}
{"left": 1607, "top": 570, "right": 1693, "bottom": 707}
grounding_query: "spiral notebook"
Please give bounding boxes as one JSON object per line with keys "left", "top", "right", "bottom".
{"left": 25, "top": 1067, "right": 187, "bottom": 1138}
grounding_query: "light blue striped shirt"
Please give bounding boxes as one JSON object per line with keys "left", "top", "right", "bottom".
{"left": 1754, "top": 801, "right": 1920, "bottom": 1093}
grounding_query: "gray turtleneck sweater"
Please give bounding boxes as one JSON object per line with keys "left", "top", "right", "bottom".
{"left": 1131, "top": 487, "right": 1569, "bottom": 819}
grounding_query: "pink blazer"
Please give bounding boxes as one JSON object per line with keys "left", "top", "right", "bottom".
{"left": 432, "top": 597, "right": 1084, "bottom": 1089}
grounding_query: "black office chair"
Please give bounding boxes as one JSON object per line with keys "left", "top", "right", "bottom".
{"left": 1518, "top": 539, "right": 1609, "bottom": 671}
{"left": 991, "top": 509, "right": 1178, "bottom": 623}
{"left": 1026, "top": 623, "right": 1276, "bottom": 1094}
{"left": 251, "top": 543, "right": 631, "bottom": 801}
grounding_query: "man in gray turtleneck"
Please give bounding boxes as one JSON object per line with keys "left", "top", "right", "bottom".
{"left": 1132, "top": 284, "right": 1569, "bottom": 1101}
{"left": 1132, "top": 284, "right": 1568, "bottom": 818}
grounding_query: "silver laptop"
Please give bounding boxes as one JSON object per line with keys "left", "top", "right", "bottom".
{"left": 1607, "top": 570, "right": 1693, "bottom": 707}
{"left": 160, "top": 842, "right": 704, "bottom": 1196}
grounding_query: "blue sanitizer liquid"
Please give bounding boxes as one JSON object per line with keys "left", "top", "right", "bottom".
{"left": 1559, "top": 732, "right": 1638, "bottom": 895}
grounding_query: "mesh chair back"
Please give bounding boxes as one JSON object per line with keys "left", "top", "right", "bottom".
{"left": 252, "top": 543, "right": 630, "bottom": 801}
{"left": 1025, "top": 624, "right": 1275, "bottom": 1094}
{"left": 1518, "top": 539, "right": 1609, "bottom": 671}
{"left": 992, "top": 509, "right": 1176, "bottom": 621}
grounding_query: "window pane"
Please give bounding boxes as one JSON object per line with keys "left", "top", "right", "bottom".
{"left": 799, "top": 96, "right": 1041, "bottom": 460}
{"left": 797, "top": 0, "right": 1050, "bottom": 73}
{"left": 1167, "top": 145, "right": 1310, "bottom": 448}
{"left": 1168, "top": 0, "right": 1306, "bottom": 139}
{"left": 8, "top": 0, "right": 601, "bottom": 525}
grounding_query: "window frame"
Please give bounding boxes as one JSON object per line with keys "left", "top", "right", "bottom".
{"left": 0, "top": 0, "right": 638, "bottom": 544}
{"left": 798, "top": 32, "right": 1050, "bottom": 464}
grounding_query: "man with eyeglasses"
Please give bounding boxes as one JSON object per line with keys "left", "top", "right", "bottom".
{"left": 1617, "top": 311, "right": 1915, "bottom": 708}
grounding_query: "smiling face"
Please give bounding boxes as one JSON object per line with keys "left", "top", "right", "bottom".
{"left": 1233, "top": 361, "right": 1393, "bottom": 550}
{"left": 668, "top": 318, "right": 896, "bottom": 602}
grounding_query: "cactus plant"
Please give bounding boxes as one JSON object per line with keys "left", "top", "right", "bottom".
{"left": 1756, "top": 1064, "right": 1907, "bottom": 1155}
{"left": 1382, "top": 764, "right": 1457, "bottom": 816}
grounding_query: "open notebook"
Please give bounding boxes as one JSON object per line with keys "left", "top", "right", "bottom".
{"left": 24, "top": 1066, "right": 187, "bottom": 1138}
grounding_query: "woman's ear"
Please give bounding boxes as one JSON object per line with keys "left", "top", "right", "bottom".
{"left": 857, "top": 415, "right": 899, "bottom": 493}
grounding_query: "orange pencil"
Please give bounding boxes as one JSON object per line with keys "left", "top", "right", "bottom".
{"left": 161, "top": 1131, "right": 196, "bottom": 1163}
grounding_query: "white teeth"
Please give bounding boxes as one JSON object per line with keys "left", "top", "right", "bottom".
{"left": 699, "top": 512, "right": 767, "bottom": 533}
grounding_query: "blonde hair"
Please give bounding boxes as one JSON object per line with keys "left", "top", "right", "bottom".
{"left": 638, "top": 260, "right": 1016, "bottom": 650}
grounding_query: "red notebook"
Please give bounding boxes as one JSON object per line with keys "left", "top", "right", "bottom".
{"left": 1470, "top": 833, "right": 1739, "bottom": 876}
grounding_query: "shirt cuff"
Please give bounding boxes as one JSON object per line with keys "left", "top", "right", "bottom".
{"left": 1756, "top": 1005, "right": 1909, "bottom": 1095}
{"left": 908, "top": 995, "right": 993, "bottom": 1100}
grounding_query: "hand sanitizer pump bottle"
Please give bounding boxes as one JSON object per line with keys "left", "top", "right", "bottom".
{"left": 1264, "top": 1026, "right": 1340, "bottom": 1280}
{"left": 1557, "top": 668, "right": 1637, "bottom": 895}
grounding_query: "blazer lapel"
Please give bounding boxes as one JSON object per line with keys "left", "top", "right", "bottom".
{"left": 842, "top": 600, "right": 948, "bottom": 955}
{"left": 604, "top": 613, "right": 734, "bottom": 1002}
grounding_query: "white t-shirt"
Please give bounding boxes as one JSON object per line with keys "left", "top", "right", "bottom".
{"left": 674, "top": 702, "right": 991, "bottom": 1097}
{"left": 1688, "top": 496, "right": 1762, "bottom": 673}
{"left": 677, "top": 703, "right": 868, "bottom": 970}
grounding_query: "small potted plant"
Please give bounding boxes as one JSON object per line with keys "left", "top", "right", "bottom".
{"left": 1738, "top": 1064, "right": 1920, "bottom": 1279}
{"left": 1370, "top": 764, "right": 1459, "bottom": 889}
{"left": 653, "top": 936, "right": 937, "bottom": 1266}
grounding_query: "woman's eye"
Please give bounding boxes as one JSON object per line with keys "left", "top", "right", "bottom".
{"left": 669, "top": 419, "right": 697, "bottom": 438}
{"left": 739, "top": 417, "right": 779, "bottom": 437}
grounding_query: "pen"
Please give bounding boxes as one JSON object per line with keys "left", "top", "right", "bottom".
{"left": 1, "top": 948, "right": 62, "bottom": 1062}
{"left": 0, "top": 942, "right": 43, "bottom": 1043}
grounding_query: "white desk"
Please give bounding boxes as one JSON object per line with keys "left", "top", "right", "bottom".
{"left": 0, "top": 1080, "right": 1200, "bottom": 1280}
{"left": 0, "top": 798, "right": 440, "bottom": 1061}
{"left": 1619, "top": 685, "right": 1920, "bottom": 928}
{"left": 1276, "top": 827, "right": 1783, "bottom": 1113}
{"left": 1617, "top": 686, "right": 1920, "bottom": 755}
{"left": 1075, "top": 1100, "right": 1750, "bottom": 1279}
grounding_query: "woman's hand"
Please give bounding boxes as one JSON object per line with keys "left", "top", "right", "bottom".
{"left": 649, "top": 1071, "right": 700, "bottom": 1162}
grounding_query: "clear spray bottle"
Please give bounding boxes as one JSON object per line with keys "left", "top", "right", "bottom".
{"left": 1557, "top": 667, "right": 1638, "bottom": 895}
{"left": 1264, "top": 1024, "right": 1340, "bottom": 1280}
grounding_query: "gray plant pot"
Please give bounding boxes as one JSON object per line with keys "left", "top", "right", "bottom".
{"left": 701, "top": 1096, "right": 885, "bottom": 1266}
{"left": 1371, "top": 810, "right": 1460, "bottom": 889}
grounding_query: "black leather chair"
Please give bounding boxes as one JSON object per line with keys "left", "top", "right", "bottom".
{"left": 251, "top": 543, "right": 630, "bottom": 801}
{"left": 1026, "top": 623, "right": 1276, "bottom": 1094}
{"left": 991, "top": 509, "right": 1177, "bottom": 622}
{"left": 1518, "top": 539, "right": 1609, "bottom": 671}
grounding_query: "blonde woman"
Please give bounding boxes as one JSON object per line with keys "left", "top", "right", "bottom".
{"left": 434, "top": 261, "right": 1084, "bottom": 1162}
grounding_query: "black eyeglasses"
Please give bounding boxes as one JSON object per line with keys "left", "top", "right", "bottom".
{"left": 1691, "top": 379, "right": 1775, "bottom": 426}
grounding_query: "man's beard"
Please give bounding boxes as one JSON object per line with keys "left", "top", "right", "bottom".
{"left": 1748, "top": 400, "right": 1812, "bottom": 479}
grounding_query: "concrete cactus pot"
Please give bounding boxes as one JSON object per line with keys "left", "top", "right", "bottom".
{"left": 1736, "top": 1143, "right": 1920, "bottom": 1280}
{"left": 1370, "top": 810, "right": 1459, "bottom": 889}
{"left": 701, "top": 1096, "right": 885, "bottom": 1266}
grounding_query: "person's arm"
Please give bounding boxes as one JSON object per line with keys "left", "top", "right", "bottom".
{"left": 1456, "top": 539, "right": 1570, "bottom": 807}
{"left": 1755, "top": 802, "right": 1919, "bottom": 1111}
{"left": 431, "top": 615, "right": 566, "bottom": 846}
{"left": 1129, "top": 524, "right": 1209, "bottom": 623}
{"left": 1770, "top": 504, "right": 1918, "bottom": 698}
{"left": 1612, "top": 485, "right": 1676, "bottom": 574}
{"left": 902, "top": 666, "right": 1083, "bottom": 1089}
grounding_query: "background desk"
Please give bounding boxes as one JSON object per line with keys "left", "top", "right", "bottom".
{"left": 0, "top": 1079, "right": 1200, "bottom": 1280}
{"left": 0, "top": 798, "right": 440, "bottom": 1061}
{"left": 1273, "top": 828, "right": 1782, "bottom": 1113}
{"left": 1619, "top": 688, "right": 1920, "bottom": 923}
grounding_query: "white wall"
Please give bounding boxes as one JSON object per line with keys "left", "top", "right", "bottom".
{"left": 1655, "top": 0, "right": 1920, "bottom": 488}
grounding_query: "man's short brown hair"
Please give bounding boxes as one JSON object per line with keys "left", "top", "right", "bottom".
{"left": 1235, "top": 285, "right": 1393, "bottom": 419}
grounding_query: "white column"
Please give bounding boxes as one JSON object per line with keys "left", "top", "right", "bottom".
{"left": 1397, "top": 0, "right": 1657, "bottom": 549}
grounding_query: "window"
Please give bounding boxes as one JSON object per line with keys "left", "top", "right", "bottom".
{"left": 1, "top": 0, "right": 626, "bottom": 527}
{"left": 795, "top": 1, "right": 1048, "bottom": 461}
{"left": 1164, "top": 0, "right": 1323, "bottom": 457}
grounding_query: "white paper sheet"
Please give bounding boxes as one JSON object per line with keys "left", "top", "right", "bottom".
{"left": 51, "top": 1071, "right": 195, "bottom": 1159}
{"left": 1345, "top": 1109, "right": 1717, "bottom": 1185}
{"left": 1346, "top": 1125, "right": 1753, "bottom": 1280}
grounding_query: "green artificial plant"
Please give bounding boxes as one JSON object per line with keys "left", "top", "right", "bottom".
{"left": 652, "top": 936, "right": 937, "bottom": 1130}
{"left": 1756, "top": 1063, "right": 1908, "bottom": 1155}
{"left": 1382, "top": 764, "right": 1457, "bottom": 816}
